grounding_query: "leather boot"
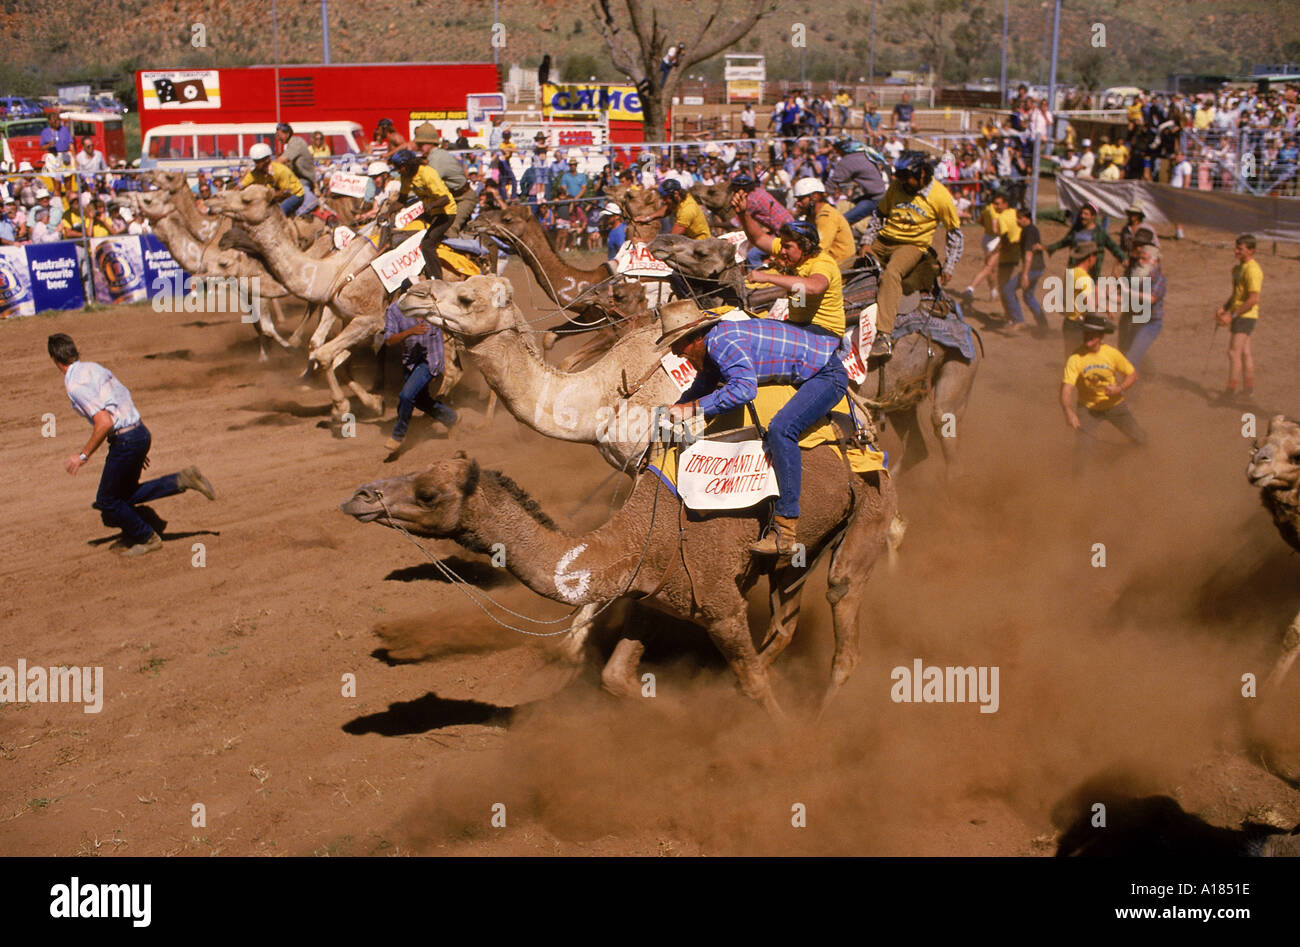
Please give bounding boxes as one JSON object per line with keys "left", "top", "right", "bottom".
{"left": 749, "top": 515, "right": 799, "bottom": 560}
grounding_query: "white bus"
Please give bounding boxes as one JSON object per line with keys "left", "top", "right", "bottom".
{"left": 139, "top": 121, "right": 367, "bottom": 177}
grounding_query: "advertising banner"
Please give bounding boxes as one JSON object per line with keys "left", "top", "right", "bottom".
{"left": 90, "top": 236, "right": 148, "bottom": 305}
{"left": 140, "top": 234, "right": 192, "bottom": 299}
{"left": 140, "top": 70, "right": 222, "bottom": 110}
{"left": 542, "top": 84, "right": 643, "bottom": 121}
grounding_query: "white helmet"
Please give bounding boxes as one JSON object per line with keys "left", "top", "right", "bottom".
{"left": 249, "top": 142, "right": 273, "bottom": 161}
{"left": 366, "top": 161, "right": 390, "bottom": 176}
{"left": 792, "top": 177, "right": 825, "bottom": 198}
{"left": 600, "top": 201, "right": 622, "bottom": 217}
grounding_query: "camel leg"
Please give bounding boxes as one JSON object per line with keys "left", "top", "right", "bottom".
{"left": 1264, "top": 608, "right": 1300, "bottom": 693}
{"left": 256, "top": 296, "right": 294, "bottom": 350}
{"left": 313, "top": 317, "right": 382, "bottom": 418}
{"left": 331, "top": 346, "right": 384, "bottom": 416}
{"left": 930, "top": 355, "right": 978, "bottom": 484}
{"left": 891, "top": 404, "right": 930, "bottom": 473}
{"left": 288, "top": 303, "right": 323, "bottom": 349}
{"left": 485, "top": 391, "right": 498, "bottom": 424}
{"left": 758, "top": 567, "right": 806, "bottom": 673}
{"left": 557, "top": 602, "right": 599, "bottom": 666}
{"left": 820, "top": 473, "right": 897, "bottom": 717}
{"left": 601, "top": 637, "right": 647, "bottom": 699}
{"left": 708, "top": 614, "right": 785, "bottom": 720}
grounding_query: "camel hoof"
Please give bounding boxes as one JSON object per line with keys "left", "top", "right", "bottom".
{"left": 331, "top": 402, "right": 351, "bottom": 423}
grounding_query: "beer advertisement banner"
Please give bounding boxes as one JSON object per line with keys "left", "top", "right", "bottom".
{"left": 541, "top": 84, "right": 643, "bottom": 121}
{"left": 0, "top": 247, "right": 36, "bottom": 319}
{"left": 140, "top": 234, "right": 192, "bottom": 298}
{"left": 90, "top": 236, "right": 149, "bottom": 306}
{"left": 140, "top": 70, "right": 222, "bottom": 110}
{"left": 25, "top": 242, "right": 86, "bottom": 314}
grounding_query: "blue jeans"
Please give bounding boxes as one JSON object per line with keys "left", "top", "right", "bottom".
{"left": 746, "top": 245, "right": 768, "bottom": 269}
{"left": 1124, "top": 319, "right": 1162, "bottom": 368}
{"left": 392, "top": 361, "right": 458, "bottom": 441}
{"left": 765, "top": 356, "right": 849, "bottom": 518}
{"left": 1002, "top": 266, "right": 1046, "bottom": 326}
{"left": 94, "top": 424, "right": 182, "bottom": 543}
{"left": 280, "top": 193, "right": 304, "bottom": 217}
{"left": 843, "top": 196, "right": 879, "bottom": 225}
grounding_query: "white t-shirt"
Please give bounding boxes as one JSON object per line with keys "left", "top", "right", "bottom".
{"left": 883, "top": 139, "right": 904, "bottom": 161}
{"left": 1170, "top": 159, "right": 1192, "bottom": 188}
{"left": 740, "top": 108, "right": 756, "bottom": 127}
{"left": 1078, "top": 151, "right": 1096, "bottom": 176}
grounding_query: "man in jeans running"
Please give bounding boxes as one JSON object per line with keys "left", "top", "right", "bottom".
{"left": 51, "top": 333, "right": 215, "bottom": 557}
{"left": 382, "top": 291, "right": 458, "bottom": 458}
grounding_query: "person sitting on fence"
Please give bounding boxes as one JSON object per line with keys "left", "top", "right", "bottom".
{"left": 240, "top": 142, "right": 305, "bottom": 217}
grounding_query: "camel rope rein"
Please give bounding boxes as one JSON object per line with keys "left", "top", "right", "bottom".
{"left": 372, "top": 475, "right": 662, "bottom": 637}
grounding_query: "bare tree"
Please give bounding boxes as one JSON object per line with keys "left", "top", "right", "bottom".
{"left": 593, "top": 0, "right": 781, "bottom": 142}
{"left": 898, "top": 0, "right": 961, "bottom": 88}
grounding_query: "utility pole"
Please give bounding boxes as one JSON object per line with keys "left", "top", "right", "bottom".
{"left": 493, "top": 0, "right": 499, "bottom": 65}
{"left": 321, "top": 0, "right": 330, "bottom": 64}
{"left": 869, "top": 0, "right": 876, "bottom": 91}
{"left": 273, "top": 0, "right": 280, "bottom": 123}
{"left": 1029, "top": 0, "right": 1061, "bottom": 221}
{"left": 1000, "top": 0, "right": 1008, "bottom": 106}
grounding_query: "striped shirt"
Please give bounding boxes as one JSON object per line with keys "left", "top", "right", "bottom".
{"left": 63, "top": 361, "right": 141, "bottom": 430}
{"left": 745, "top": 187, "right": 794, "bottom": 233}
{"left": 679, "top": 319, "right": 840, "bottom": 416}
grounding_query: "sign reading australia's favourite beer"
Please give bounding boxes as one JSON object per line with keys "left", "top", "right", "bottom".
{"left": 0, "top": 243, "right": 87, "bottom": 318}
{"left": 91, "top": 237, "right": 148, "bottom": 305}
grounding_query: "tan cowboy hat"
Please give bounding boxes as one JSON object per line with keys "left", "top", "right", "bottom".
{"left": 1069, "top": 240, "right": 1098, "bottom": 265}
{"left": 655, "top": 300, "right": 720, "bottom": 348}
{"left": 412, "top": 122, "right": 442, "bottom": 144}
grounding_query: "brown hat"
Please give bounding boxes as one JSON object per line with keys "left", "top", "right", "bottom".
{"left": 412, "top": 122, "right": 442, "bottom": 144}
{"left": 1133, "top": 226, "right": 1157, "bottom": 247}
{"left": 1069, "top": 240, "right": 1098, "bottom": 265}
{"left": 655, "top": 300, "right": 721, "bottom": 348}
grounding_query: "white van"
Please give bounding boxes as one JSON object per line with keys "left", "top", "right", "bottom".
{"left": 139, "top": 121, "right": 366, "bottom": 177}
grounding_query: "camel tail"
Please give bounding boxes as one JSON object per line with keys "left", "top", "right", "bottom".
{"left": 886, "top": 514, "right": 907, "bottom": 570}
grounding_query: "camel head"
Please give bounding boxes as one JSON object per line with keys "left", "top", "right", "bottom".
{"left": 341, "top": 456, "right": 482, "bottom": 538}
{"left": 142, "top": 169, "right": 190, "bottom": 195}
{"left": 690, "top": 181, "right": 732, "bottom": 216}
{"left": 205, "top": 185, "right": 278, "bottom": 224}
{"left": 1248, "top": 416, "right": 1300, "bottom": 492}
{"left": 649, "top": 235, "right": 740, "bottom": 279}
{"left": 135, "top": 188, "right": 176, "bottom": 222}
{"left": 463, "top": 204, "right": 536, "bottom": 242}
{"left": 609, "top": 276, "right": 648, "bottom": 316}
{"left": 399, "top": 275, "right": 519, "bottom": 340}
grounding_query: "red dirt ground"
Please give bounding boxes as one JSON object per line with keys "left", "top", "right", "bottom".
{"left": 1, "top": 208, "right": 1298, "bottom": 857}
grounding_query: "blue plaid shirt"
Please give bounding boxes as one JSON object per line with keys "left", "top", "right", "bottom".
{"left": 383, "top": 301, "right": 445, "bottom": 376}
{"left": 678, "top": 319, "right": 840, "bottom": 416}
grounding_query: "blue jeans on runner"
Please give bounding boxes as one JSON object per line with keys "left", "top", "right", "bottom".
{"left": 765, "top": 355, "right": 849, "bottom": 518}
{"left": 1002, "top": 266, "right": 1046, "bottom": 326}
{"left": 1124, "top": 319, "right": 1162, "bottom": 369}
{"left": 392, "top": 361, "right": 458, "bottom": 441}
{"left": 844, "top": 196, "right": 879, "bottom": 225}
{"left": 94, "top": 424, "right": 182, "bottom": 543}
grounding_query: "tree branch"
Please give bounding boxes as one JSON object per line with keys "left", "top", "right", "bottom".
{"left": 681, "top": 0, "right": 780, "bottom": 70}
{"left": 592, "top": 0, "right": 644, "bottom": 80}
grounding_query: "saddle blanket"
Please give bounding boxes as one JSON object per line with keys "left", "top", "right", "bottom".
{"left": 647, "top": 384, "right": 888, "bottom": 512}
{"left": 890, "top": 305, "right": 977, "bottom": 360}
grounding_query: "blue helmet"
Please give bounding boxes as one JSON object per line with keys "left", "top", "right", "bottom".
{"left": 893, "top": 151, "right": 933, "bottom": 190}
{"left": 728, "top": 173, "right": 758, "bottom": 191}
{"left": 833, "top": 137, "right": 865, "bottom": 153}
{"left": 657, "top": 178, "right": 683, "bottom": 198}
{"left": 388, "top": 148, "right": 420, "bottom": 171}
{"left": 779, "top": 218, "right": 821, "bottom": 251}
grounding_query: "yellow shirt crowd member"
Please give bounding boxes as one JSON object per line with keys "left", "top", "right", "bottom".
{"left": 1230, "top": 258, "right": 1263, "bottom": 320}
{"left": 875, "top": 178, "right": 961, "bottom": 248}
{"left": 1097, "top": 141, "right": 1120, "bottom": 166}
{"left": 813, "top": 202, "right": 855, "bottom": 266}
{"left": 673, "top": 193, "right": 712, "bottom": 239}
{"left": 1063, "top": 344, "right": 1135, "bottom": 411}
{"left": 62, "top": 212, "right": 110, "bottom": 238}
{"left": 1064, "top": 266, "right": 1094, "bottom": 322}
{"left": 240, "top": 160, "right": 304, "bottom": 197}
{"left": 770, "top": 240, "right": 846, "bottom": 336}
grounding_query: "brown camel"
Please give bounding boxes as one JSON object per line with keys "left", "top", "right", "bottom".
{"left": 341, "top": 451, "right": 898, "bottom": 716}
{"left": 1247, "top": 415, "right": 1300, "bottom": 692}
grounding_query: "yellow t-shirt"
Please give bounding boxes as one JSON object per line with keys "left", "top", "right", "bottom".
{"left": 1194, "top": 108, "right": 1214, "bottom": 130}
{"left": 876, "top": 179, "right": 961, "bottom": 248}
{"left": 399, "top": 164, "right": 455, "bottom": 217}
{"left": 1097, "top": 143, "right": 1119, "bottom": 166}
{"left": 1064, "top": 343, "right": 1134, "bottom": 411}
{"left": 997, "top": 210, "right": 1022, "bottom": 264}
{"left": 673, "top": 193, "right": 711, "bottom": 239}
{"left": 780, "top": 247, "right": 845, "bottom": 336}
{"left": 1126, "top": 103, "right": 1143, "bottom": 124}
{"left": 835, "top": 92, "right": 851, "bottom": 108}
{"left": 240, "top": 161, "right": 304, "bottom": 197}
{"left": 813, "top": 202, "right": 855, "bottom": 266}
{"left": 1063, "top": 266, "right": 1094, "bottom": 322}
{"left": 1116, "top": 143, "right": 1130, "bottom": 167}
{"left": 1230, "top": 258, "right": 1263, "bottom": 320}
{"left": 63, "top": 213, "right": 110, "bottom": 237}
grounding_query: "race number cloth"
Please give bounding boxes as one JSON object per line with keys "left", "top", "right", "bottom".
{"left": 889, "top": 306, "right": 977, "bottom": 361}
{"left": 613, "top": 241, "right": 674, "bottom": 277}
{"left": 647, "top": 385, "right": 887, "bottom": 511}
{"left": 841, "top": 304, "right": 879, "bottom": 386}
{"left": 329, "top": 172, "right": 368, "bottom": 199}
{"left": 371, "top": 230, "right": 427, "bottom": 292}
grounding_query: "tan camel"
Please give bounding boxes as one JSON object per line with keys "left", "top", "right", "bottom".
{"left": 134, "top": 187, "right": 318, "bottom": 358}
{"left": 204, "top": 185, "right": 490, "bottom": 421}
{"left": 1247, "top": 415, "right": 1300, "bottom": 692}
{"left": 341, "top": 450, "right": 897, "bottom": 716}
{"left": 145, "top": 169, "right": 326, "bottom": 249}
{"left": 398, "top": 276, "right": 676, "bottom": 470}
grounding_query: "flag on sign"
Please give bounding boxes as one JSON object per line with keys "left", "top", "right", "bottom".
{"left": 152, "top": 78, "right": 208, "bottom": 105}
